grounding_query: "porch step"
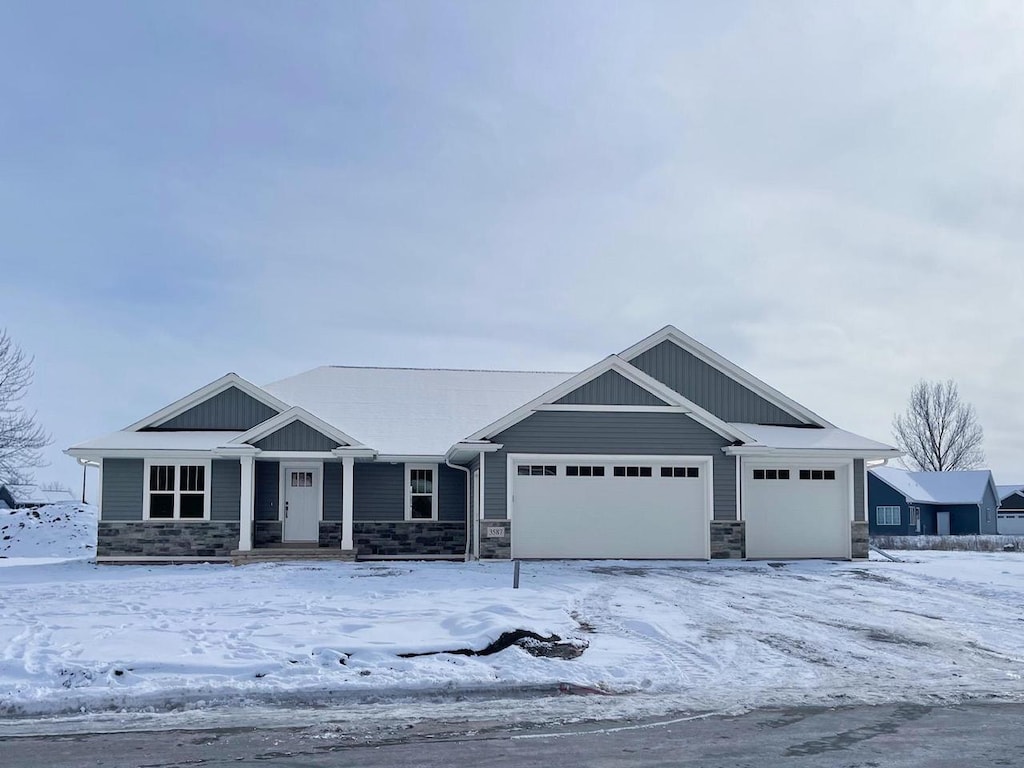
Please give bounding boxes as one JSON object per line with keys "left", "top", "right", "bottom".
{"left": 231, "top": 548, "right": 357, "bottom": 565}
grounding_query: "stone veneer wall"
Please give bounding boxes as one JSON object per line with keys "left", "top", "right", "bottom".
{"left": 478, "top": 519, "right": 511, "bottom": 559}
{"left": 709, "top": 520, "right": 745, "bottom": 559}
{"left": 353, "top": 521, "right": 466, "bottom": 557}
{"left": 851, "top": 521, "right": 869, "bottom": 559}
{"left": 97, "top": 521, "right": 239, "bottom": 558}
{"left": 254, "top": 521, "right": 282, "bottom": 547}
{"left": 319, "top": 522, "right": 343, "bottom": 548}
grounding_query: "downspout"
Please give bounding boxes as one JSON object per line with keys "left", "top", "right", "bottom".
{"left": 445, "top": 456, "right": 472, "bottom": 562}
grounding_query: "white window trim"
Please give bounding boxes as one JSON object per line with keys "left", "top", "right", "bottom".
{"left": 876, "top": 505, "right": 902, "bottom": 526}
{"left": 143, "top": 458, "right": 212, "bottom": 521}
{"left": 405, "top": 463, "right": 439, "bottom": 521}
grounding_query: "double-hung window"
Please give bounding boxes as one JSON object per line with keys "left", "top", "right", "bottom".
{"left": 406, "top": 464, "right": 438, "bottom": 520}
{"left": 144, "top": 460, "right": 210, "bottom": 520}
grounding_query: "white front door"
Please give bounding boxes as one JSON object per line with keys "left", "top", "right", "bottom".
{"left": 936, "top": 510, "right": 950, "bottom": 536}
{"left": 284, "top": 466, "right": 320, "bottom": 543}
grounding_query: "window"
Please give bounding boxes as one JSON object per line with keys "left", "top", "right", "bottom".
{"left": 517, "top": 465, "right": 557, "bottom": 476}
{"left": 144, "top": 461, "right": 209, "bottom": 520}
{"left": 406, "top": 464, "right": 438, "bottom": 520}
{"left": 290, "top": 471, "right": 313, "bottom": 487}
{"left": 661, "top": 467, "right": 700, "bottom": 478}
{"left": 909, "top": 506, "right": 921, "bottom": 533}
{"left": 799, "top": 469, "right": 836, "bottom": 481}
{"left": 566, "top": 465, "right": 606, "bottom": 477}
{"left": 753, "top": 469, "right": 790, "bottom": 480}
{"left": 876, "top": 506, "right": 902, "bottom": 526}
{"left": 613, "top": 466, "right": 653, "bottom": 477}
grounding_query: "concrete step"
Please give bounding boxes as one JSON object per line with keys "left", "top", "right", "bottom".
{"left": 231, "top": 548, "right": 357, "bottom": 565}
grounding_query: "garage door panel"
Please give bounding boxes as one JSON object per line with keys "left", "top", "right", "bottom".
{"left": 744, "top": 466, "right": 850, "bottom": 559}
{"left": 512, "top": 459, "right": 710, "bottom": 559}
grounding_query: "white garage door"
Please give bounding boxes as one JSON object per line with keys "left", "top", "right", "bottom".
{"left": 743, "top": 465, "right": 851, "bottom": 559}
{"left": 511, "top": 456, "right": 711, "bottom": 559}
{"left": 998, "top": 513, "right": 1024, "bottom": 535}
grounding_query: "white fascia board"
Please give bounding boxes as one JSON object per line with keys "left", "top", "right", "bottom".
{"left": 723, "top": 446, "right": 903, "bottom": 460}
{"left": 125, "top": 373, "right": 291, "bottom": 432}
{"left": 65, "top": 448, "right": 220, "bottom": 461}
{"left": 251, "top": 451, "right": 340, "bottom": 460}
{"left": 212, "top": 445, "right": 260, "bottom": 457}
{"left": 445, "top": 442, "right": 504, "bottom": 463}
{"left": 374, "top": 454, "right": 447, "bottom": 463}
{"left": 331, "top": 447, "right": 379, "bottom": 458}
{"left": 618, "top": 325, "right": 835, "bottom": 428}
{"left": 465, "top": 354, "right": 751, "bottom": 444}
{"left": 231, "top": 406, "right": 366, "bottom": 448}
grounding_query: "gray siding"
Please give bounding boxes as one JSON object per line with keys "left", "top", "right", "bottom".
{"left": 354, "top": 462, "right": 405, "bottom": 521}
{"left": 252, "top": 421, "right": 343, "bottom": 451}
{"left": 154, "top": 387, "right": 279, "bottom": 431}
{"left": 981, "top": 483, "right": 999, "bottom": 535}
{"left": 353, "top": 462, "right": 466, "bottom": 522}
{"left": 555, "top": 370, "right": 668, "bottom": 406}
{"left": 439, "top": 464, "right": 468, "bottom": 523}
{"left": 485, "top": 411, "right": 736, "bottom": 521}
{"left": 323, "top": 462, "right": 343, "bottom": 521}
{"left": 629, "top": 340, "right": 804, "bottom": 425}
{"left": 101, "top": 458, "right": 144, "bottom": 521}
{"left": 210, "top": 459, "right": 241, "bottom": 521}
{"left": 255, "top": 460, "right": 280, "bottom": 521}
{"left": 853, "top": 458, "right": 865, "bottom": 522}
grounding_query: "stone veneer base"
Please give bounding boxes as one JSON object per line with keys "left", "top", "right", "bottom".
{"left": 97, "top": 521, "right": 240, "bottom": 558}
{"left": 851, "top": 520, "right": 869, "bottom": 559}
{"left": 709, "top": 520, "right": 745, "bottom": 559}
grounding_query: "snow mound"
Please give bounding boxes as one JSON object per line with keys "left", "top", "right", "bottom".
{"left": 0, "top": 503, "right": 97, "bottom": 561}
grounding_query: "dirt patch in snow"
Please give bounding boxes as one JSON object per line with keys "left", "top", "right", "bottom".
{"left": 398, "top": 629, "right": 588, "bottom": 660}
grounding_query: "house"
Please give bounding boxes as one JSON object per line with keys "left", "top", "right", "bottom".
{"left": 0, "top": 484, "right": 76, "bottom": 509}
{"left": 997, "top": 485, "right": 1024, "bottom": 535}
{"left": 868, "top": 467, "right": 1000, "bottom": 536}
{"left": 66, "top": 325, "right": 900, "bottom": 564}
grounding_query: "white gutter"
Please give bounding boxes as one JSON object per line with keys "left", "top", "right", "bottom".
{"left": 444, "top": 456, "right": 473, "bottom": 562}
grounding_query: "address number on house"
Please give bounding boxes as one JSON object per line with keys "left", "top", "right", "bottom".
{"left": 485, "top": 526, "right": 507, "bottom": 538}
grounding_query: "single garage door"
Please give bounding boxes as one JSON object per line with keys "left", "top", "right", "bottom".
{"left": 998, "top": 513, "right": 1024, "bottom": 535}
{"left": 743, "top": 465, "right": 850, "bottom": 559}
{"left": 511, "top": 456, "right": 711, "bottom": 559}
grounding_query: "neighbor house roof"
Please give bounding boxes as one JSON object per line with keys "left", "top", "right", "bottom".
{"left": 870, "top": 466, "right": 996, "bottom": 505}
{"left": 263, "top": 366, "right": 574, "bottom": 456}
{"left": 1, "top": 484, "right": 76, "bottom": 506}
{"left": 997, "top": 484, "right": 1024, "bottom": 502}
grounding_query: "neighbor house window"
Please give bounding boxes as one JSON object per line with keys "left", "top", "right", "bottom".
{"left": 876, "top": 506, "right": 902, "bottom": 526}
{"left": 406, "top": 464, "right": 438, "bottom": 520}
{"left": 144, "top": 460, "right": 210, "bottom": 520}
{"left": 753, "top": 469, "right": 790, "bottom": 480}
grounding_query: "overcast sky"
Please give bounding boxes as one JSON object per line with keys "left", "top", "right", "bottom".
{"left": 2, "top": 1, "right": 1022, "bottom": 492}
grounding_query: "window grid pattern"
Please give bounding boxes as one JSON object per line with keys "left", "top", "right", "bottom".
{"left": 409, "top": 468, "right": 435, "bottom": 519}
{"left": 799, "top": 469, "right": 837, "bottom": 481}
{"left": 147, "top": 463, "right": 206, "bottom": 520}
{"left": 518, "top": 465, "right": 557, "bottom": 476}
{"left": 566, "top": 465, "right": 606, "bottom": 477}
{"left": 876, "top": 506, "right": 902, "bottom": 526}
{"left": 613, "top": 466, "right": 653, "bottom": 477}
{"left": 661, "top": 467, "right": 700, "bottom": 478}
{"left": 753, "top": 469, "right": 790, "bottom": 480}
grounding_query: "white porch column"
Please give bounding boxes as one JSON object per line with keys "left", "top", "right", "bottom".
{"left": 342, "top": 456, "right": 354, "bottom": 551}
{"left": 238, "top": 455, "right": 255, "bottom": 552}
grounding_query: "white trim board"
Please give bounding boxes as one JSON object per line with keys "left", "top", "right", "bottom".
{"left": 126, "top": 373, "right": 291, "bottom": 432}
{"left": 618, "top": 325, "right": 835, "bottom": 428}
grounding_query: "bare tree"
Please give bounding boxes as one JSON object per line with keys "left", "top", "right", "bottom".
{"left": 892, "top": 379, "right": 984, "bottom": 471}
{"left": 0, "top": 329, "right": 51, "bottom": 484}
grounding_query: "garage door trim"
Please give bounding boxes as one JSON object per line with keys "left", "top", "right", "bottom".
{"left": 507, "top": 453, "right": 715, "bottom": 559}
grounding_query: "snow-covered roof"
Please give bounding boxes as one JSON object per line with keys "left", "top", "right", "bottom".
{"left": 996, "top": 484, "right": 1024, "bottom": 502}
{"left": 731, "top": 424, "right": 898, "bottom": 453}
{"left": 870, "top": 466, "right": 996, "bottom": 505}
{"left": 70, "top": 431, "right": 244, "bottom": 452}
{"left": 264, "top": 366, "right": 574, "bottom": 456}
{"left": 2, "top": 485, "right": 76, "bottom": 505}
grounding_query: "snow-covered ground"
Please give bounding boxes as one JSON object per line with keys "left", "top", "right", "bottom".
{"left": 1, "top": 505, "right": 1022, "bottom": 729}
{"left": 0, "top": 503, "right": 95, "bottom": 561}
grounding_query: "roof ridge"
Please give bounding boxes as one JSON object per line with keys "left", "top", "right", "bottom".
{"left": 320, "top": 365, "right": 576, "bottom": 375}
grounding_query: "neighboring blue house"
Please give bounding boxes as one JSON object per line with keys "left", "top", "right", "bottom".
{"left": 868, "top": 467, "right": 1000, "bottom": 536}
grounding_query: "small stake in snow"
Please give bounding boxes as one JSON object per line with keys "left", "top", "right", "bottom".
{"left": 513, "top": 559, "right": 520, "bottom": 589}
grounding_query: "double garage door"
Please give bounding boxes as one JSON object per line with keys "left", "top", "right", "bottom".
{"left": 511, "top": 456, "right": 711, "bottom": 559}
